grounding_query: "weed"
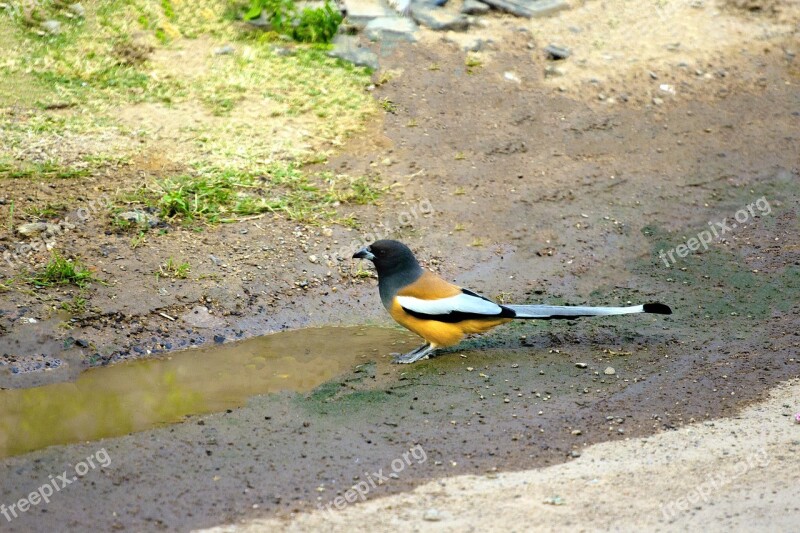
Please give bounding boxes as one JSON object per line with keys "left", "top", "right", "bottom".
{"left": 353, "top": 263, "right": 374, "bottom": 279}
{"left": 465, "top": 54, "right": 482, "bottom": 74}
{"left": 28, "top": 252, "right": 96, "bottom": 288}
{"left": 379, "top": 97, "right": 397, "bottom": 113}
{"left": 6, "top": 200, "right": 13, "bottom": 233}
{"left": 61, "top": 295, "right": 88, "bottom": 314}
{"left": 158, "top": 257, "right": 191, "bottom": 279}
{"left": 243, "top": 0, "right": 342, "bottom": 43}
{"left": 0, "top": 161, "right": 90, "bottom": 180}
{"left": 25, "top": 203, "right": 67, "bottom": 221}
{"left": 130, "top": 231, "right": 148, "bottom": 249}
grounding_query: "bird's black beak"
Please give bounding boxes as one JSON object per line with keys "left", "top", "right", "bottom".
{"left": 353, "top": 246, "right": 375, "bottom": 261}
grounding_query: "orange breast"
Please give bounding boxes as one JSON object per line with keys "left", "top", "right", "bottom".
{"left": 396, "top": 270, "right": 462, "bottom": 300}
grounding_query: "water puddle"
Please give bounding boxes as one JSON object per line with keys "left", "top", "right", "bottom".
{"left": 0, "top": 326, "right": 413, "bottom": 459}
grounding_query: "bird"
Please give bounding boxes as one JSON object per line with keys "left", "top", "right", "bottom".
{"left": 353, "top": 240, "right": 672, "bottom": 364}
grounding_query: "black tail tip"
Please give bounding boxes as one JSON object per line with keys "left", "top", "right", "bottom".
{"left": 644, "top": 302, "right": 672, "bottom": 315}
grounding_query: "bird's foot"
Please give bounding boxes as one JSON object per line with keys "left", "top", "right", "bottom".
{"left": 392, "top": 343, "right": 436, "bottom": 364}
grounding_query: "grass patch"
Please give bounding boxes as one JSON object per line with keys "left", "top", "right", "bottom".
{"left": 120, "top": 164, "right": 383, "bottom": 226}
{"left": 243, "top": 0, "right": 342, "bottom": 44}
{"left": 60, "top": 295, "right": 88, "bottom": 314}
{"left": 28, "top": 252, "right": 97, "bottom": 288}
{"left": 0, "top": 161, "right": 90, "bottom": 180}
{"left": 158, "top": 257, "right": 191, "bottom": 279}
{"left": 0, "top": 0, "right": 374, "bottom": 190}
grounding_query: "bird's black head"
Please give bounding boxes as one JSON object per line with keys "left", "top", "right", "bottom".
{"left": 352, "top": 240, "right": 422, "bottom": 279}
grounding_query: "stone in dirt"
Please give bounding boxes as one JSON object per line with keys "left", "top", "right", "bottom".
{"left": 544, "top": 43, "right": 571, "bottom": 60}
{"left": 411, "top": 3, "right": 470, "bottom": 31}
{"left": 461, "top": 0, "right": 490, "bottom": 14}
{"left": 365, "top": 16, "right": 418, "bottom": 42}
{"left": 328, "top": 34, "right": 379, "bottom": 69}
{"left": 343, "top": 0, "right": 396, "bottom": 27}
{"left": 16, "top": 222, "right": 48, "bottom": 237}
{"left": 480, "top": 0, "right": 568, "bottom": 18}
{"left": 116, "top": 211, "right": 159, "bottom": 227}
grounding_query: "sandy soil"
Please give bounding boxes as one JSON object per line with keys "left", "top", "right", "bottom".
{"left": 202, "top": 379, "right": 800, "bottom": 532}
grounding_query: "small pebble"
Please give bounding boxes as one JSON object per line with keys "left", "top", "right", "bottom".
{"left": 604, "top": 367, "right": 616, "bottom": 375}
{"left": 214, "top": 334, "right": 226, "bottom": 343}
{"left": 575, "top": 362, "right": 588, "bottom": 368}
{"left": 423, "top": 508, "right": 442, "bottom": 521}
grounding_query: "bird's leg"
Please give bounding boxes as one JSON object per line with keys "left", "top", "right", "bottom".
{"left": 392, "top": 343, "right": 436, "bottom": 364}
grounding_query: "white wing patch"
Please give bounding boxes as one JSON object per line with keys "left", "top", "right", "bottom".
{"left": 397, "top": 292, "right": 502, "bottom": 317}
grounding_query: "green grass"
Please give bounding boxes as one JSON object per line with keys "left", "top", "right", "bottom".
{"left": 24, "top": 203, "right": 67, "bottom": 220}
{"left": 158, "top": 257, "right": 191, "bottom": 279}
{"left": 60, "top": 295, "right": 88, "bottom": 314}
{"left": 243, "top": 0, "right": 342, "bottom": 44}
{"left": 119, "top": 164, "right": 383, "bottom": 226}
{"left": 28, "top": 252, "right": 97, "bottom": 288}
{"left": 0, "top": 161, "right": 91, "bottom": 180}
{"left": 0, "top": 0, "right": 375, "bottom": 194}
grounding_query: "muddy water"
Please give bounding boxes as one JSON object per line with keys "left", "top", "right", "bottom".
{"left": 0, "top": 326, "right": 413, "bottom": 458}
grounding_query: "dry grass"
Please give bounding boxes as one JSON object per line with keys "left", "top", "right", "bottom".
{"left": 0, "top": 0, "right": 376, "bottom": 192}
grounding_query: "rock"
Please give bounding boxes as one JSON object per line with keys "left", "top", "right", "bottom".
{"left": 604, "top": 366, "right": 616, "bottom": 375}
{"left": 67, "top": 3, "right": 85, "bottom": 17}
{"left": 410, "top": 4, "right": 469, "bottom": 31}
{"left": 16, "top": 222, "right": 48, "bottom": 236}
{"left": 659, "top": 83, "right": 676, "bottom": 95}
{"left": 443, "top": 33, "right": 490, "bottom": 52}
{"left": 116, "top": 211, "right": 159, "bottom": 227}
{"left": 343, "top": 0, "right": 395, "bottom": 28}
{"left": 76, "top": 339, "right": 90, "bottom": 348}
{"left": 422, "top": 508, "right": 442, "bottom": 521}
{"left": 544, "top": 43, "right": 571, "bottom": 60}
{"left": 652, "top": 97, "right": 664, "bottom": 106}
{"left": 213, "top": 334, "right": 226, "bottom": 344}
{"left": 214, "top": 44, "right": 236, "bottom": 55}
{"left": 181, "top": 306, "right": 226, "bottom": 329}
{"left": 365, "top": 16, "right": 418, "bottom": 42}
{"left": 41, "top": 20, "right": 61, "bottom": 34}
{"left": 544, "top": 65, "right": 566, "bottom": 77}
{"left": 575, "top": 362, "right": 588, "bottom": 368}
{"left": 462, "top": 0, "right": 490, "bottom": 14}
{"left": 308, "top": 254, "right": 319, "bottom": 264}
{"left": 504, "top": 71, "right": 521, "bottom": 83}
{"left": 571, "top": 429, "right": 582, "bottom": 435}
{"left": 480, "top": 0, "right": 568, "bottom": 18}
{"left": 328, "top": 34, "right": 379, "bottom": 69}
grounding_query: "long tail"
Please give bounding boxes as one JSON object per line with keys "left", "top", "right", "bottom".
{"left": 505, "top": 302, "right": 672, "bottom": 319}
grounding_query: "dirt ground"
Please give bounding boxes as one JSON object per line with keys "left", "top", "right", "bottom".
{"left": 1, "top": 0, "right": 799, "bottom": 531}
{"left": 203, "top": 379, "right": 800, "bottom": 532}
